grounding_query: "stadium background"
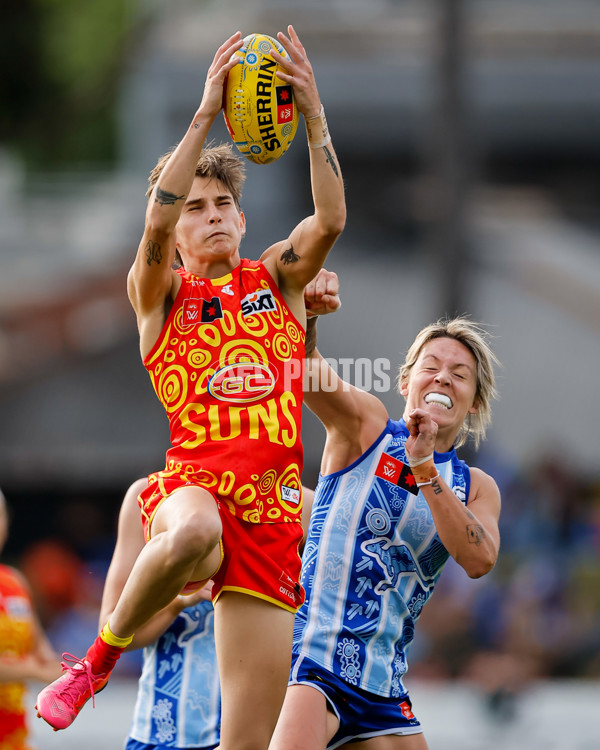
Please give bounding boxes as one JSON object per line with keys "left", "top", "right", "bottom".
{"left": 1, "top": 1, "right": 599, "bottom": 747}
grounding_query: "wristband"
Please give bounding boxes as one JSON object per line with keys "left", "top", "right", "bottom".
{"left": 305, "top": 105, "right": 332, "bottom": 149}
{"left": 409, "top": 458, "right": 439, "bottom": 486}
{"left": 405, "top": 451, "right": 434, "bottom": 468}
{"left": 416, "top": 472, "right": 441, "bottom": 488}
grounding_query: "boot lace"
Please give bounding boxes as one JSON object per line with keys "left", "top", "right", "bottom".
{"left": 57, "top": 653, "right": 99, "bottom": 709}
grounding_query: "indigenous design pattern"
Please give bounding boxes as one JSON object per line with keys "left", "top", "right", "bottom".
{"left": 140, "top": 260, "right": 305, "bottom": 528}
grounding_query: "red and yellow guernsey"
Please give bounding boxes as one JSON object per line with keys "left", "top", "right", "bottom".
{"left": 143, "top": 259, "right": 305, "bottom": 527}
{"left": 0, "top": 566, "right": 36, "bottom": 750}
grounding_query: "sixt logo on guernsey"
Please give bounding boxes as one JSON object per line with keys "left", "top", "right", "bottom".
{"left": 182, "top": 297, "right": 223, "bottom": 326}
{"left": 375, "top": 453, "right": 419, "bottom": 495}
{"left": 240, "top": 289, "right": 276, "bottom": 317}
{"left": 208, "top": 362, "right": 276, "bottom": 403}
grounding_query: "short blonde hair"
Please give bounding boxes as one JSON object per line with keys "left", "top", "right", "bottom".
{"left": 146, "top": 142, "right": 246, "bottom": 209}
{"left": 398, "top": 317, "right": 499, "bottom": 449}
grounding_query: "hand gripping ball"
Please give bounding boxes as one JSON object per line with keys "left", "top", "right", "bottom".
{"left": 223, "top": 33, "right": 299, "bottom": 165}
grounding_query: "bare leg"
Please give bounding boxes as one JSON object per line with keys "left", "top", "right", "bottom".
{"left": 34, "top": 487, "right": 223, "bottom": 732}
{"left": 269, "top": 683, "right": 339, "bottom": 750}
{"left": 109, "top": 487, "right": 222, "bottom": 637}
{"left": 215, "top": 592, "right": 294, "bottom": 750}
{"left": 351, "top": 732, "right": 430, "bottom": 749}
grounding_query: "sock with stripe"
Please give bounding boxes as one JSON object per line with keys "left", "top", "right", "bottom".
{"left": 85, "top": 622, "right": 133, "bottom": 676}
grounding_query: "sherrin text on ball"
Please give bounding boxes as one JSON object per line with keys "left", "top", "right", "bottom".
{"left": 224, "top": 33, "right": 299, "bottom": 165}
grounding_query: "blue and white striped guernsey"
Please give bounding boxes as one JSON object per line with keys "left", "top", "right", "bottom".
{"left": 128, "top": 600, "right": 220, "bottom": 748}
{"left": 292, "top": 418, "right": 470, "bottom": 698}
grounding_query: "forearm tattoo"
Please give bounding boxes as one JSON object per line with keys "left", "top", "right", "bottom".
{"left": 280, "top": 244, "right": 300, "bottom": 265}
{"left": 305, "top": 317, "right": 318, "bottom": 356}
{"left": 155, "top": 186, "right": 185, "bottom": 206}
{"left": 431, "top": 477, "right": 443, "bottom": 496}
{"left": 145, "top": 240, "right": 162, "bottom": 266}
{"left": 467, "top": 524, "right": 485, "bottom": 545}
{"left": 323, "top": 146, "right": 339, "bottom": 177}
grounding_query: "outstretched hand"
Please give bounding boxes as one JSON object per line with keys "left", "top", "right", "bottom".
{"left": 270, "top": 25, "right": 321, "bottom": 118}
{"left": 304, "top": 268, "right": 340, "bottom": 318}
{"left": 198, "top": 32, "right": 244, "bottom": 120}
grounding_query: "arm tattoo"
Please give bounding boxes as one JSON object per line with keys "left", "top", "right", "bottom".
{"left": 466, "top": 524, "right": 485, "bottom": 545}
{"left": 431, "top": 477, "right": 443, "bottom": 495}
{"left": 145, "top": 240, "right": 162, "bottom": 266}
{"left": 280, "top": 244, "right": 300, "bottom": 265}
{"left": 155, "top": 186, "right": 185, "bottom": 206}
{"left": 323, "top": 146, "right": 339, "bottom": 177}
{"left": 305, "top": 317, "right": 318, "bottom": 356}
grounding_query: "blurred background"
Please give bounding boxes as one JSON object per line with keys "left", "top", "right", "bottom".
{"left": 1, "top": 0, "right": 599, "bottom": 747}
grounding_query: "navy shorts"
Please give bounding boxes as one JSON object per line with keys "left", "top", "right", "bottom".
{"left": 290, "top": 655, "right": 422, "bottom": 749}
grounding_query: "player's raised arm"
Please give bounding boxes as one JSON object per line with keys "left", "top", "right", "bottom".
{"left": 127, "top": 32, "right": 244, "bottom": 348}
{"left": 304, "top": 322, "right": 388, "bottom": 474}
{"left": 403, "top": 410, "right": 501, "bottom": 578}
{"left": 302, "top": 271, "right": 388, "bottom": 474}
{"left": 262, "top": 25, "right": 346, "bottom": 297}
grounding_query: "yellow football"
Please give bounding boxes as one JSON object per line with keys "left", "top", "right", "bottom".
{"left": 223, "top": 33, "right": 299, "bottom": 165}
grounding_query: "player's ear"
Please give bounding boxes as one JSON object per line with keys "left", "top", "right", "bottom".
{"left": 468, "top": 397, "right": 480, "bottom": 414}
{"left": 240, "top": 210, "right": 246, "bottom": 236}
{"left": 399, "top": 377, "right": 409, "bottom": 398}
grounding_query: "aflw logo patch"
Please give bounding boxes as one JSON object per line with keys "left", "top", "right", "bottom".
{"left": 375, "top": 453, "right": 418, "bottom": 495}
{"left": 241, "top": 289, "right": 276, "bottom": 317}
{"left": 182, "top": 297, "right": 223, "bottom": 326}
{"left": 276, "top": 85, "right": 294, "bottom": 124}
{"left": 281, "top": 485, "right": 301, "bottom": 506}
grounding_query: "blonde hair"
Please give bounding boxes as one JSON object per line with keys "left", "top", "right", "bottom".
{"left": 146, "top": 142, "right": 247, "bottom": 209}
{"left": 398, "top": 317, "right": 499, "bottom": 449}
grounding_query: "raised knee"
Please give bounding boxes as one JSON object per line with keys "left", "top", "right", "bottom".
{"left": 166, "top": 515, "right": 221, "bottom": 563}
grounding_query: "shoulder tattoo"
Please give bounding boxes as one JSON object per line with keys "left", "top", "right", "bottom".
{"left": 280, "top": 244, "right": 300, "bottom": 265}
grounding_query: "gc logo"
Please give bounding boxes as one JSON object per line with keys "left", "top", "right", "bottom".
{"left": 208, "top": 362, "right": 276, "bottom": 403}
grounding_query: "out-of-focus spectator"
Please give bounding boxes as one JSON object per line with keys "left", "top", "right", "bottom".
{"left": 0, "top": 489, "right": 61, "bottom": 749}
{"left": 20, "top": 540, "right": 83, "bottom": 627}
{"left": 19, "top": 532, "right": 141, "bottom": 678}
{"left": 409, "top": 447, "right": 600, "bottom": 718}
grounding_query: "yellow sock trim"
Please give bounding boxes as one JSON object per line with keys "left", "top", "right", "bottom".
{"left": 101, "top": 622, "right": 134, "bottom": 649}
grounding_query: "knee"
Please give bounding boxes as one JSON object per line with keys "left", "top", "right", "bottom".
{"left": 165, "top": 513, "right": 221, "bottom": 565}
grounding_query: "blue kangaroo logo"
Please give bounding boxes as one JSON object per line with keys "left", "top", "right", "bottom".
{"left": 177, "top": 606, "right": 213, "bottom": 647}
{"left": 362, "top": 538, "right": 418, "bottom": 594}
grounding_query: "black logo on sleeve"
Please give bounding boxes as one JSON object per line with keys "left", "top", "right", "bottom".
{"left": 201, "top": 297, "right": 223, "bottom": 322}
